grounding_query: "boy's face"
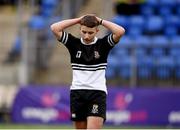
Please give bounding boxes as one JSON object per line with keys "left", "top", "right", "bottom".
{"left": 80, "top": 25, "right": 99, "bottom": 44}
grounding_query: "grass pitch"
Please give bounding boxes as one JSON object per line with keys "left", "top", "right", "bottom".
{"left": 0, "top": 124, "right": 177, "bottom": 129}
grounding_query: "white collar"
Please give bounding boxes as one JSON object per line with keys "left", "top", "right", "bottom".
{"left": 80, "top": 37, "right": 98, "bottom": 45}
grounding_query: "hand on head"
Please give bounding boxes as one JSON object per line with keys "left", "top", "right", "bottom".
{"left": 79, "top": 14, "right": 101, "bottom": 25}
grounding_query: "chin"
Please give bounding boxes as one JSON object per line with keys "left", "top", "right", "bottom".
{"left": 84, "top": 40, "right": 90, "bottom": 43}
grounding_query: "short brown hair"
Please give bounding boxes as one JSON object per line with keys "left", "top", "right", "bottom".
{"left": 80, "top": 15, "right": 99, "bottom": 28}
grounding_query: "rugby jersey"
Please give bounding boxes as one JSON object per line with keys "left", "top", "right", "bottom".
{"left": 58, "top": 32, "right": 117, "bottom": 93}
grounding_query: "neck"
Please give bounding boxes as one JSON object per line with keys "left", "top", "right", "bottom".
{"left": 81, "top": 37, "right": 97, "bottom": 45}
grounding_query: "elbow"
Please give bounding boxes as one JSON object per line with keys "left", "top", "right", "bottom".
{"left": 119, "top": 27, "right": 125, "bottom": 37}
{"left": 50, "top": 24, "right": 56, "bottom": 32}
{"left": 116, "top": 27, "right": 125, "bottom": 38}
{"left": 50, "top": 24, "right": 61, "bottom": 34}
{"left": 50, "top": 23, "right": 63, "bottom": 34}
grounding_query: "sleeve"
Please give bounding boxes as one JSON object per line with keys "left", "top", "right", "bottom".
{"left": 107, "top": 33, "right": 118, "bottom": 47}
{"left": 101, "top": 33, "right": 118, "bottom": 50}
{"left": 58, "top": 31, "right": 77, "bottom": 49}
{"left": 58, "top": 31, "right": 69, "bottom": 45}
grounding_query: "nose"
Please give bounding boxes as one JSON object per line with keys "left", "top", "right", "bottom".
{"left": 84, "top": 34, "right": 90, "bottom": 40}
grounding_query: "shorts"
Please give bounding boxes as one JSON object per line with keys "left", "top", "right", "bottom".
{"left": 70, "top": 89, "right": 107, "bottom": 121}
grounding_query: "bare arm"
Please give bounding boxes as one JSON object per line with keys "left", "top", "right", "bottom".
{"left": 50, "top": 17, "right": 81, "bottom": 40}
{"left": 97, "top": 17, "right": 125, "bottom": 43}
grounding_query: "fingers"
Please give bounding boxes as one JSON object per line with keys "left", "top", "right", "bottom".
{"left": 78, "top": 14, "right": 102, "bottom": 24}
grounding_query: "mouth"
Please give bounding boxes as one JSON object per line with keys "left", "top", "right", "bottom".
{"left": 84, "top": 39, "right": 91, "bottom": 43}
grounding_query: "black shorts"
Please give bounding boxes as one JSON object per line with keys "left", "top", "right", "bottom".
{"left": 70, "top": 89, "right": 107, "bottom": 121}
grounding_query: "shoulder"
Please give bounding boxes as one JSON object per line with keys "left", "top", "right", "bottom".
{"left": 59, "top": 32, "right": 79, "bottom": 45}
{"left": 99, "top": 33, "right": 117, "bottom": 47}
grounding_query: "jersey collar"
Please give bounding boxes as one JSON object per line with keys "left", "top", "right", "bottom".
{"left": 80, "top": 37, "right": 98, "bottom": 45}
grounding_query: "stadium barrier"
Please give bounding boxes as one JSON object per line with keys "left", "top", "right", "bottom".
{"left": 11, "top": 85, "right": 180, "bottom": 127}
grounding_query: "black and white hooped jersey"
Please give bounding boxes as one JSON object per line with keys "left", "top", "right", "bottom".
{"left": 58, "top": 32, "right": 117, "bottom": 93}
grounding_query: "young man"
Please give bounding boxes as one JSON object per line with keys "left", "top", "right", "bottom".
{"left": 51, "top": 14, "right": 125, "bottom": 129}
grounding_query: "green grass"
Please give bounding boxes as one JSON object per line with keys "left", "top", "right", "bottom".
{"left": 0, "top": 124, "right": 73, "bottom": 129}
{"left": 0, "top": 124, "right": 177, "bottom": 129}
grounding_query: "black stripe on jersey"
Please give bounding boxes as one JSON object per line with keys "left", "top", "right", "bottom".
{"left": 72, "top": 68, "right": 106, "bottom": 71}
{"left": 71, "top": 63, "right": 107, "bottom": 71}
{"left": 72, "top": 66, "right": 106, "bottom": 70}
{"left": 59, "top": 32, "right": 68, "bottom": 44}
{"left": 108, "top": 34, "right": 115, "bottom": 46}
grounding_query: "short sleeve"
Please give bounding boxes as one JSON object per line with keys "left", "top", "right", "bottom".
{"left": 107, "top": 33, "right": 118, "bottom": 46}
{"left": 58, "top": 32, "right": 78, "bottom": 49}
{"left": 100, "top": 33, "right": 118, "bottom": 50}
{"left": 58, "top": 31, "right": 69, "bottom": 45}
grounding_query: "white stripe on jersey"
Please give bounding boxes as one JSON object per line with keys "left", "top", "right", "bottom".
{"left": 109, "top": 34, "right": 115, "bottom": 46}
{"left": 60, "top": 32, "right": 68, "bottom": 44}
{"left": 64, "top": 33, "right": 68, "bottom": 44}
{"left": 108, "top": 34, "right": 115, "bottom": 46}
{"left": 61, "top": 32, "right": 66, "bottom": 43}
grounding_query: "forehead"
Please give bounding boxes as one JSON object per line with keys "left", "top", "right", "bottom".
{"left": 80, "top": 25, "right": 97, "bottom": 32}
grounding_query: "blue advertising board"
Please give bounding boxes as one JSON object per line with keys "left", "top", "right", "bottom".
{"left": 12, "top": 86, "right": 180, "bottom": 126}
{"left": 12, "top": 86, "right": 70, "bottom": 124}
{"left": 106, "top": 87, "right": 180, "bottom": 126}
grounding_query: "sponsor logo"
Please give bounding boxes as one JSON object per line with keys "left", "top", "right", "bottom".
{"left": 107, "top": 110, "right": 147, "bottom": 125}
{"left": 72, "top": 113, "right": 76, "bottom": 118}
{"left": 41, "top": 92, "right": 60, "bottom": 107}
{"left": 22, "top": 107, "right": 58, "bottom": 123}
{"left": 169, "top": 111, "right": 180, "bottom": 123}
{"left": 92, "top": 104, "right": 98, "bottom": 114}
{"left": 94, "top": 51, "right": 100, "bottom": 59}
{"left": 114, "top": 93, "right": 133, "bottom": 110}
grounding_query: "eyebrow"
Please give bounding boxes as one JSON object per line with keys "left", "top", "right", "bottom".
{"left": 82, "top": 30, "right": 94, "bottom": 33}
